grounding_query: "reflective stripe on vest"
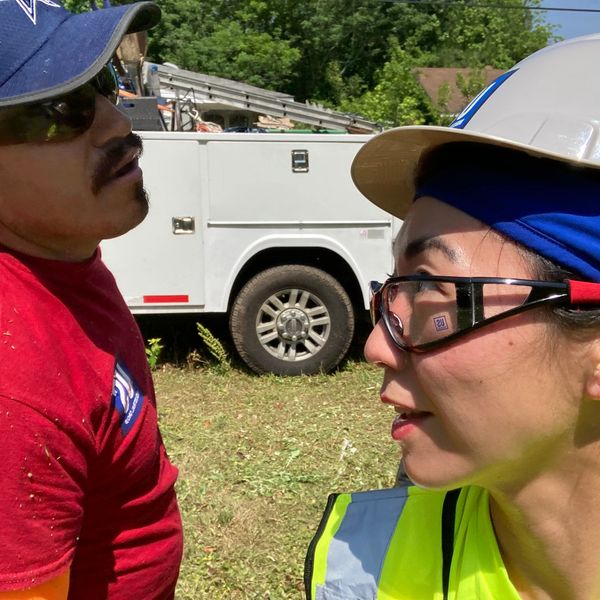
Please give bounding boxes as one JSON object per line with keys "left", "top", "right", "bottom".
{"left": 306, "top": 487, "right": 410, "bottom": 600}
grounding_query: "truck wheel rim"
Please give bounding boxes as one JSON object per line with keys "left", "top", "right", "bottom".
{"left": 255, "top": 288, "right": 331, "bottom": 362}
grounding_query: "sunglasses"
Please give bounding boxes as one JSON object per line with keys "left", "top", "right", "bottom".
{"left": 370, "top": 275, "right": 600, "bottom": 353}
{"left": 0, "top": 63, "right": 119, "bottom": 146}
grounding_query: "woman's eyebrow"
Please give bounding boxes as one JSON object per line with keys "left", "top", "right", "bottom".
{"left": 404, "top": 236, "right": 460, "bottom": 263}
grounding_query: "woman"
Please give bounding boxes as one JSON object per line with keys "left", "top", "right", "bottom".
{"left": 305, "top": 34, "right": 600, "bottom": 600}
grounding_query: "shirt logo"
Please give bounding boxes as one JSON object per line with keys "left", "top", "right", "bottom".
{"left": 112, "top": 361, "right": 145, "bottom": 435}
{"left": 11, "top": 0, "right": 61, "bottom": 25}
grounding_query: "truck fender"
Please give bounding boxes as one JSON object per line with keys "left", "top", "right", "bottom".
{"left": 216, "top": 233, "right": 370, "bottom": 313}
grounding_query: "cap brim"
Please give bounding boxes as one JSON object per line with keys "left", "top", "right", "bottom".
{"left": 0, "top": 2, "right": 161, "bottom": 107}
{"left": 351, "top": 125, "right": 600, "bottom": 219}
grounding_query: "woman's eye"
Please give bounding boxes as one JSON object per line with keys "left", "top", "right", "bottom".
{"left": 415, "top": 279, "right": 439, "bottom": 293}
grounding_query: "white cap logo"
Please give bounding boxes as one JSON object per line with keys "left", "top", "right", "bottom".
{"left": 13, "top": 0, "right": 60, "bottom": 24}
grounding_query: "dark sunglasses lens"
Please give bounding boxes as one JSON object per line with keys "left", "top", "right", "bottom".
{"left": 93, "top": 64, "right": 119, "bottom": 104}
{"left": 0, "top": 63, "right": 117, "bottom": 146}
{"left": 0, "top": 97, "right": 90, "bottom": 146}
{"left": 49, "top": 85, "right": 96, "bottom": 128}
{"left": 31, "top": 85, "right": 96, "bottom": 145}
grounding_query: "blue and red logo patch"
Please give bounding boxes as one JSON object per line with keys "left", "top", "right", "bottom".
{"left": 112, "top": 361, "right": 144, "bottom": 434}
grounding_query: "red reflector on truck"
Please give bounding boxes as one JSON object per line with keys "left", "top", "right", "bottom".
{"left": 143, "top": 295, "right": 190, "bottom": 303}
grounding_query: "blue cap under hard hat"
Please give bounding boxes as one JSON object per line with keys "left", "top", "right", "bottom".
{"left": 415, "top": 156, "right": 600, "bottom": 282}
{"left": 0, "top": 0, "right": 161, "bottom": 108}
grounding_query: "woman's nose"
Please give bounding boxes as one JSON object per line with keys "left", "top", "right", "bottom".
{"left": 364, "top": 320, "right": 408, "bottom": 371}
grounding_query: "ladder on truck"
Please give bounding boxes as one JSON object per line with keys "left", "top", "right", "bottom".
{"left": 146, "top": 63, "right": 379, "bottom": 133}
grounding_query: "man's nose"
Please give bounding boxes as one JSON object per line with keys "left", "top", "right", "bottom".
{"left": 90, "top": 94, "right": 132, "bottom": 147}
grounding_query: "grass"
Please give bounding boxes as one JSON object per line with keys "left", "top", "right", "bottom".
{"left": 154, "top": 360, "right": 400, "bottom": 599}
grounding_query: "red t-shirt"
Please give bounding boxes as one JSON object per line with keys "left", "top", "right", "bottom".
{"left": 0, "top": 247, "right": 183, "bottom": 599}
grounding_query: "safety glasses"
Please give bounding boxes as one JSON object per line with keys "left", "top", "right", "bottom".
{"left": 0, "top": 63, "right": 119, "bottom": 146}
{"left": 370, "top": 275, "right": 600, "bottom": 353}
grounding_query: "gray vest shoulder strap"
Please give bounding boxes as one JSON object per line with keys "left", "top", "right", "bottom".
{"left": 305, "top": 487, "right": 410, "bottom": 600}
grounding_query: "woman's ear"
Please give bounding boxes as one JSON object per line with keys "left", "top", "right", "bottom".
{"left": 584, "top": 342, "right": 600, "bottom": 400}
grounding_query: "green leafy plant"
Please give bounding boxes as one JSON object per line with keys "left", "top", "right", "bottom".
{"left": 456, "top": 69, "right": 486, "bottom": 104}
{"left": 196, "top": 323, "right": 230, "bottom": 370}
{"left": 435, "top": 81, "right": 454, "bottom": 126}
{"left": 145, "top": 337, "right": 164, "bottom": 371}
{"left": 340, "top": 40, "right": 440, "bottom": 127}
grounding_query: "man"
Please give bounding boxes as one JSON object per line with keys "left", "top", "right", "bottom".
{"left": 0, "top": 2, "right": 183, "bottom": 598}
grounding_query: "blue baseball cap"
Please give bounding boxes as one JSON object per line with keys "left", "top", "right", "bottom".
{"left": 0, "top": 0, "right": 161, "bottom": 108}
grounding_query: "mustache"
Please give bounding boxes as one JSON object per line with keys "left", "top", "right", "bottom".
{"left": 92, "top": 133, "right": 144, "bottom": 194}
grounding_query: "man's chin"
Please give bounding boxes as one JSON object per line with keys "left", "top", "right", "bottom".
{"left": 105, "top": 184, "right": 150, "bottom": 240}
{"left": 135, "top": 181, "right": 150, "bottom": 210}
{"left": 131, "top": 184, "right": 149, "bottom": 228}
{"left": 127, "top": 182, "right": 150, "bottom": 228}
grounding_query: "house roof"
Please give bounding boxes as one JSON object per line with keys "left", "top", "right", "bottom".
{"left": 418, "top": 67, "right": 505, "bottom": 114}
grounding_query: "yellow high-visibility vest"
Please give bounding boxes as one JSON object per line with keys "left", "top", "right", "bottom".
{"left": 305, "top": 485, "right": 521, "bottom": 600}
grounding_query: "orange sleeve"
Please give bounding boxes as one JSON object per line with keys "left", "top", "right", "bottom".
{"left": 0, "top": 571, "right": 69, "bottom": 600}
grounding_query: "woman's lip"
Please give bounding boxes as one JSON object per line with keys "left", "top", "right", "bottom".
{"left": 380, "top": 395, "right": 432, "bottom": 441}
{"left": 380, "top": 395, "right": 427, "bottom": 414}
{"left": 391, "top": 412, "right": 431, "bottom": 441}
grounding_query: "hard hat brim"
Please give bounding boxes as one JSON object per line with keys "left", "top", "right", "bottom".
{"left": 351, "top": 125, "right": 600, "bottom": 219}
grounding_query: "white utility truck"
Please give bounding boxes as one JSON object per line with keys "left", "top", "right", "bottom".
{"left": 101, "top": 131, "right": 400, "bottom": 375}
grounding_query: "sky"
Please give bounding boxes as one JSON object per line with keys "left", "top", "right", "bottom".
{"left": 539, "top": 1, "right": 600, "bottom": 39}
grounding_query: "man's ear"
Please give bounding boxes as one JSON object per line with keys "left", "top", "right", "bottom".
{"left": 584, "top": 341, "right": 600, "bottom": 400}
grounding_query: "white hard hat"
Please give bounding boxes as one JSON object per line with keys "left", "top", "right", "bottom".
{"left": 351, "top": 33, "right": 600, "bottom": 218}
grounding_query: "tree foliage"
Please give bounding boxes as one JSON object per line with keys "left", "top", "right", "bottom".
{"left": 404, "top": 0, "right": 554, "bottom": 69}
{"left": 145, "top": 0, "right": 302, "bottom": 89}
{"left": 340, "top": 40, "right": 440, "bottom": 128}
{"left": 63, "top": 0, "right": 557, "bottom": 126}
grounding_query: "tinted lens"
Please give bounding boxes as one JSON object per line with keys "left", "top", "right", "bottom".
{"left": 382, "top": 279, "right": 537, "bottom": 348}
{"left": 45, "top": 85, "right": 97, "bottom": 130}
{"left": 92, "top": 63, "right": 119, "bottom": 104}
{"left": 0, "top": 64, "right": 117, "bottom": 146}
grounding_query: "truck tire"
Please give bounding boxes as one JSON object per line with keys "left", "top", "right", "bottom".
{"left": 230, "top": 265, "right": 355, "bottom": 376}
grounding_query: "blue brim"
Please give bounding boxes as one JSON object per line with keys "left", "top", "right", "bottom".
{"left": 0, "top": 2, "right": 160, "bottom": 107}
